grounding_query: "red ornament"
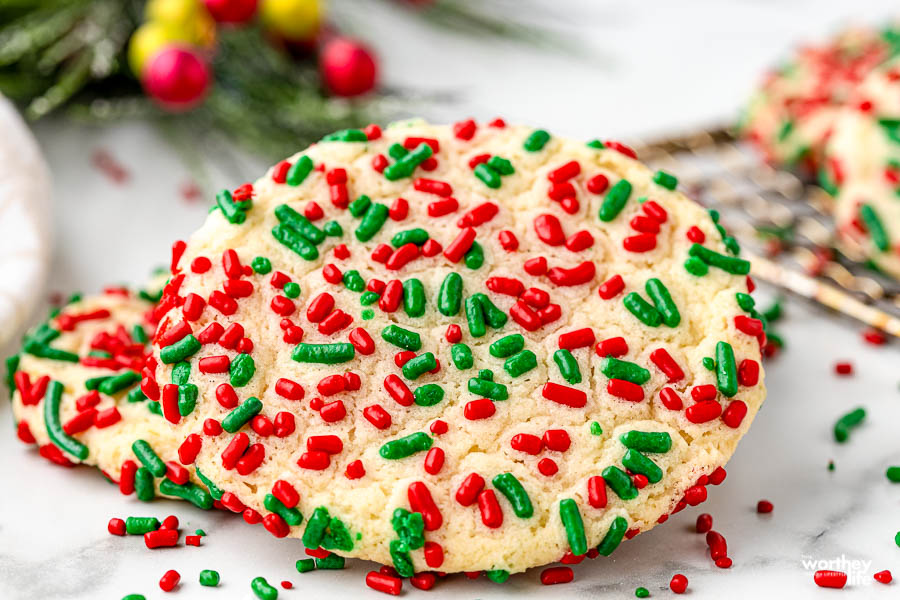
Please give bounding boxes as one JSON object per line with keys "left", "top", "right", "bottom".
{"left": 143, "top": 46, "right": 211, "bottom": 112}
{"left": 319, "top": 37, "right": 378, "bottom": 97}
{"left": 204, "top": 0, "right": 258, "bottom": 23}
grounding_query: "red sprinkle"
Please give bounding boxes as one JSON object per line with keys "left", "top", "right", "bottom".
{"left": 586, "top": 173, "right": 609, "bottom": 194}
{"left": 696, "top": 513, "right": 713, "bottom": 533}
{"left": 145, "top": 529, "right": 179, "bottom": 549}
{"left": 542, "top": 382, "right": 587, "bottom": 408}
{"left": 366, "top": 571, "right": 402, "bottom": 595}
{"left": 874, "top": 570, "right": 892, "bottom": 584}
{"left": 607, "top": 379, "right": 644, "bottom": 402}
{"left": 669, "top": 573, "right": 688, "bottom": 594}
{"left": 540, "top": 566, "right": 574, "bottom": 585}
{"left": 814, "top": 570, "right": 847, "bottom": 589}
{"left": 464, "top": 398, "right": 496, "bottom": 420}
{"left": 597, "top": 274, "right": 625, "bottom": 299}
{"left": 159, "top": 569, "right": 180, "bottom": 592}
{"left": 834, "top": 361, "right": 853, "bottom": 375}
{"left": 455, "top": 473, "right": 485, "bottom": 506}
{"left": 756, "top": 499, "right": 774, "bottom": 513}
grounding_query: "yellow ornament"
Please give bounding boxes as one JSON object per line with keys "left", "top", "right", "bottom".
{"left": 128, "top": 22, "right": 180, "bottom": 76}
{"left": 145, "top": 0, "right": 217, "bottom": 49}
{"left": 260, "top": 0, "right": 323, "bottom": 42}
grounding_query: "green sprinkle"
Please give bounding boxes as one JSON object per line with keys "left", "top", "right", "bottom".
{"left": 125, "top": 516, "right": 159, "bottom": 535}
{"left": 437, "top": 272, "right": 463, "bottom": 316}
{"left": 414, "top": 383, "right": 444, "bottom": 406}
{"left": 684, "top": 256, "right": 709, "bottom": 276}
{"left": 464, "top": 241, "right": 484, "bottom": 269}
{"left": 635, "top": 586, "right": 650, "bottom": 598}
{"left": 286, "top": 155, "right": 314, "bottom": 186}
{"left": 322, "top": 516, "right": 354, "bottom": 551}
{"left": 599, "top": 179, "right": 632, "bottom": 222}
{"left": 131, "top": 324, "right": 148, "bottom": 345}
{"left": 322, "top": 128, "right": 367, "bottom": 142}
{"left": 215, "top": 189, "right": 247, "bottom": 224}
{"left": 620, "top": 431, "right": 671, "bottom": 453}
{"left": 230, "top": 353, "right": 256, "bottom": 387}
{"left": 272, "top": 223, "right": 318, "bottom": 260}
{"left": 283, "top": 282, "right": 301, "bottom": 298}
{"left": 251, "top": 576, "right": 278, "bottom": 600}
{"left": 587, "top": 139, "right": 605, "bottom": 149}
{"left": 623, "top": 292, "right": 662, "bottom": 327}
{"left": 523, "top": 129, "right": 551, "bottom": 152}
{"left": 195, "top": 529, "right": 206, "bottom": 536}
{"left": 199, "top": 570, "right": 220, "bottom": 587}
{"left": 343, "top": 270, "right": 365, "bottom": 292}
{"left": 391, "top": 228, "right": 429, "bottom": 247}
{"left": 489, "top": 334, "right": 525, "bottom": 358}
{"left": 302, "top": 506, "right": 330, "bottom": 549}
{"left": 222, "top": 397, "right": 263, "bottom": 433}
{"left": 689, "top": 243, "right": 750, "bottom": 275}
{"left": 98, "top": 370, "right": 140, "bottom": 395}
{"left": 645, "top": 278, "right": 680, "bottom": 327}
{"left": 478, "top": 369, "right": 494, "bottom": 381}
{"left": 451, "top": 343, "right": 473, "bottom": 370}
{"left": 554, "top": 349, "right": 581, "bottom": 384}
{"left": 602, "top": 465, "right": 638, "bottom": 500}
{"left": 559, "top": 498, "right": 587, "bottom": 556}
{"left": 379, "top": 432, "right": 433, "bottom": 459}
{"left": 5, "top": 354, "right": 19, "bottom": 394}
{"left": 621, "top": 449, "right": 663, "bottom": 483}
{"left": 403, "top": 278, "right": 426, "bottom": 317}
{"left": 388, "top": 143, "right": 408, "bottom": 160}
{"left": 736, "top": 292, "right": 756, "bottom": 312}
{"left": 295, "top": 559, "right": 316, "bottom": 573}
{"left": 265, "top": 493, "right": 304, "bottom": 526}
{"left": 886, "top": 466, "right": 900, "bottom": 482}
{"left": 391, "top": 508, "right": 425, "bottom": 550}
{"left": 171, "top": 361, "right": 190, "bottom": 385}
{"left": 44, "top": 381, "right": 88, "bottom": 460}
{"left": 468, "top": 377, "right": 508, "bottom": 400}
{"left": 160, "top": 334, "right": 201, "bottom": 364}
{"left": 323, "top": 220, "right": 343, "bottom": 237}
{"left": 85, "top": 376, "right": 110, "bottom": 391}
{"left": 474, "top": 163, "right": 501, "bottom": 188}
{"left": 362, "top": 309, "right": 374, "bottom": 320}
{"left": 601, "top": 357, "right": 650, "bottom": 384}
{"left": 653, "top": 170, "right": 678, "bottom": 190}
{"left": 488, "top": 155, "right": 514, "bottom": 175}
{"left": 402, "top": 352, "right": 437, "bottom": 380}
{"left": 477, "top": 293, "right": 508, "bottom": 329}
{"left": 834, "top": 407, "right": 866, "bottom": 443}
{"left": 504, "top": 350, "right": 537, "bottom": 377}
{"left": 134, "top": 467, "right": 155, "bottom": 501}
{"left": 360, "top": 291, "right": 379, "bottom": 306}
{"left": 126, "top": 387, "right": 147, "bottom": 403}
{"left": 251, "top": 256, "right": 272, "bottom": 274}
{"left": 132, "top": 439, "right": 166, "bottom": 476}
{"left": 121, "top": 595, "right": 146, "bottom": 600}
{"left": 486, "top": 569, "right": 510, "bottom": 583}
{"left": 381, "top": 325, "right": 421, "bottom": 351}
{"left": 147, "top": 401, "right": 162, "bottom": 416}
{"left": 389, "top": 539, "right": 415, "bottom": 577}
{"left": 465, "top": 295, "right": 486, "bottom": 337}
{"left": 274, "top": 204, "right": 325, "bottom": 244}
{"left": 860, "top": 204, "right": 889, "bottom": 251}
{"left": 348, "top": 194, "right": 372, "bottom": 217}
{"left": 724, "top": 236, "right": 741, "bottom": 255}
{"left": 177, "top": 384, "right": 197, "bottom": 416}
{"left": 492, "top": 473, "right": 533, "bottom": 518}
{"left": 384, "top": 143, "right": 433, "bottom": 181}
{"left": 356, "top": 202, "right": 389, "bottom": 242}
{"left": 159, "top": 479, "right": 213, "bottom": 509}
{"left": 292, "top": 343, "right": 356, "bottom": 364}
{"left": 715, "top": 341, "right": 738, "bottom": 397}
{"left": 596, "top": 516, "right": 628, "bottom": 555}
{"left": 590, "top": 421, "right": 603, "bottom": 436}
{"left": 702, "top": 357, "right": 716, "bottom": 371}
{"left": 315, "top": 553, "right": 345, "bottom": 570}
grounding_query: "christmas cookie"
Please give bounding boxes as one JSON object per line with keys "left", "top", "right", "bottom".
{"left": 741, "top": 25, "right": 897, "bottom": 173}
{"left": 8, "top": 283, "right": 216, "bottom": 509}
{"left": 822, "top": 57, "right": 900, "bottom": 278}
{"left": 148, "top": 119, "right": 766, "bottom": 575}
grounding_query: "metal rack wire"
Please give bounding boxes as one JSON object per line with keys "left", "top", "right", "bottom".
{"left": 631, "top": 126, "right": 900, "bottom": 337}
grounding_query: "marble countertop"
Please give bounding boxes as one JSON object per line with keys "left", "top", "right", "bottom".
{"left": 2, "top": 1, "right": 900, "bottom": 597}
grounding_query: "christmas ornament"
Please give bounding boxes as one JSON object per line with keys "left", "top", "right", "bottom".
{"left": 146, "top": 0, "right": 218, "bottom": 49}
{"left": 142, "top": 46, "right": 212, "bottom": 111}
{"left": 259, "top": 0, "right": 322, "bottom": 42}
{"left": 204, "top": 0, "right": 259, "bottom": 24}
{"left": 319, "top": 36, "right": 378, "bottom": 97}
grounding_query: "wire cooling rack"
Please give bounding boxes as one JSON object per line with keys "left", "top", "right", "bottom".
{"left": 631, "top": 126, "right": 900, "bottom": 338}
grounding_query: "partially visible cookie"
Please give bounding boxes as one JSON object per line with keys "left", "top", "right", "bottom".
{"left": 146, "top": 119, "right": 767, "bottom": 575}
{"left": 741, "top": 25, "right": 896, "bottom": 173}
{"left": 8, "top": 283, "right": 216, "bottom": 509}
{"left": 822, "top": 57, "right": 900, "bottom": 277}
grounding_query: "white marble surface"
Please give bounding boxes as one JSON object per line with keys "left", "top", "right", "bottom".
{"left": 3, "top": 1, "right": 900, "bottom": 598}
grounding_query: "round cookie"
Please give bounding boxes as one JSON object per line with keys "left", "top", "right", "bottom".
{"left": 148, "top": 119, "right": 766, "bottom": 575}
{"left": 9, "top": 284, "right": 216, "bottom": 509}
{"left": 822, "top": 57, "right": 900, "bottom": 278}
{"left": 741, "top": 24, "right": 897, "bottom": 173}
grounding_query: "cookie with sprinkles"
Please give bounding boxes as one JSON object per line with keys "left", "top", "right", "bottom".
{"left": 8, "top": 284, "right": 216, "bottom": 509}
{"left": 741, "top": 24, "right": 898, "bottom": 173}
{"left": 822, "top": 56, "right": 900, "bottom": 278}
{"left": 148, "top": 119, "right": 766, "bottom": 575}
